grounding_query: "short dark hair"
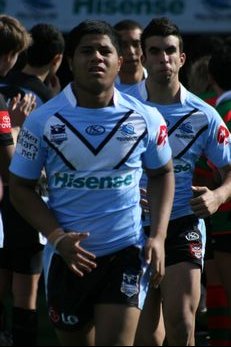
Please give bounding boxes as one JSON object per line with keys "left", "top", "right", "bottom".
{"left": 66, "top": 20, "right": 121, "bottom": 58}
{"left": 114, "top": 19, "right": 143, "bottom": 32}
{"left": 141, "top": 17, "right": 183, "bottom": 56}
{"left": 27, "top": 23, "right": 65, "bottom": 66}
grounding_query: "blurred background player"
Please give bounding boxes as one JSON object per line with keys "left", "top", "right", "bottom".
{"left": 0, "top": 21, "right": 64, "bottom": 346}
{"left": 0, "top": 14, "right": 34, "bottom": 346}
{"left": 114, "top": 19, "right": 147, "bottom": 91}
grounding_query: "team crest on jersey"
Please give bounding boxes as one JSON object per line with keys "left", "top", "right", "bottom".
{"left": 50, "top": 124, "right": 67, "bottom": 144}
{"left": 217, "top": 125, "right": 230, "bottom": 145}
{"left": 157, "top": 125, "right": 168, "bottom": 146}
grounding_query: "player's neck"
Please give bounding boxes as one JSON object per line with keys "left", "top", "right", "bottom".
{"left": 119, "top": 66, "right": 144, "bottom": 85}
{"left": 72, "top": 82, "right": 114, "bottom": 108}
{"left": 146, "top": 78, "right": 181, "bottom": 105}
{"left": 22, "top": 65, "right": 48, "bottom": 82}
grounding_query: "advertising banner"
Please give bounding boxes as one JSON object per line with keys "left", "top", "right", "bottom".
{"left": 1, "top": 0, "right": 231, "bottom": 33}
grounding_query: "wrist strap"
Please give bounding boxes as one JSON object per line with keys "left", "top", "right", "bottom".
{"left": 52, "top": 233, "right": 68, "bottom": 250}
{"left": 47, "top": 228, "right": 67, "bottom": 250}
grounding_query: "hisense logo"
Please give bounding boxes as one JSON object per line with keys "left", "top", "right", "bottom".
{"left": 23, "top": 0, "right": 54, "bottom": 10}
{"left": 203, "top": 0, "right": 231, "bottom": 12}
{"left": 19, "top": 0, "right": 57, "bottom": 18}
{"left": 53, "top": 172, "right": 133, "bottom": 189}
{"left": 73, "top": 0, "right": 184, "bottom": 15}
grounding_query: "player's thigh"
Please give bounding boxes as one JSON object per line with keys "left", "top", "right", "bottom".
{"left": 55, "top": 324, "right": 95, "bottom": 346}
{"left": 134, "top": 286, "right": 165, "bottom": 346}
{"left": 95, "top": 303, "right": 140, "bottom": 346}
{"left": 161, "top": 262, "right": 201, "bottom": 318}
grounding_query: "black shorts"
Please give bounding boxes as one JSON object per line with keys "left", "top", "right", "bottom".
{"left": 144, "top": 215, "right": 205, "bottom": 269}
{"left": 0, "top": 244, "right": 44, "bottom": 274}
{"left": 1, "top": 186, "right": 41, "bottom": 248}
{"left": 47, "top": 245, "right": 149, "bottom": 331}
{"left": 165, "top": 215, "right": 204, "bottom": 268}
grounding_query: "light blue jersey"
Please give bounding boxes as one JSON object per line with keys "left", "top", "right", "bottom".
{"left": 115, "top": 67, "right": 148, "bottom": 92}
{"left": 10, "top": 84, "right": 171, "bottom": 257}
{"left": 125, "top": 81, "right": 231, "bottom": 220}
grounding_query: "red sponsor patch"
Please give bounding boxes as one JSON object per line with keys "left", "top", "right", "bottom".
{"left": 0, "top": 111, "right": 11, "bottom": 134}
{"left": 217, "top": 125, "right": 230, "bottom": 145}
{"left": 157, "top": 124, "right": 168, "bottom": 146}
{"left": 189, "top": 242, "right": 202, "bottom": 259}
{"left": 48, "top": 307, "right": 60, "bottom": 323}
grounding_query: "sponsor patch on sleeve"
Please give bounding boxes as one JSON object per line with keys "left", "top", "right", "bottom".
{"left": 157, "top": 124, "right": 168, "bottom": 146}
{"left": 217, "top": 124, "right": 230, "bottom": 145}
{"left": 16, "top": 127, "right": 39, "bottom": 160}
{"left": 0, "top": 111, "right": 11, "bottom": 134}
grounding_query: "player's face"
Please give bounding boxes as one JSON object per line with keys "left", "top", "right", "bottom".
{"left": 70, "top": 34, "right": 122, "bottom": 94}
{"left": 0, "top": 51, "right": 19, "bottom": 77}
{"left": 118, "top": 28, "right": 143, "bottom": 73}
{"left": 143, "top": 35, "right": 185, "bottom": 84}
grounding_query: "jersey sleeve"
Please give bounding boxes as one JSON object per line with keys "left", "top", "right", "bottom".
{"left": 142, "top": 106, "right": 172, "bottom": 169}
{"left": 204, "top": 109, "right": 231, "bottom": 168}
{"left": 9, "top": 111, "right": 46, "bottom": 179}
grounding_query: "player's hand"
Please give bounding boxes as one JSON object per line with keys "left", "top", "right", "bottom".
{"left": 9, "top": 93, "right": 36, "bottom": 127}
{"left": 144, "top": 236, "right": 165, "bottom": 288}
{"left": 190, "top": 185, "right": 221, "bottom": 218}
{"left": 56, "top": 232, "right": 97, "bottom": 277}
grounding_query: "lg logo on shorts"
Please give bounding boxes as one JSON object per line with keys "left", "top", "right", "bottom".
{"left": 49, "top": 306, "right": 79, "bottom": 325}
{"left": 61, "top": 313, "right": 79, "bottom": 325}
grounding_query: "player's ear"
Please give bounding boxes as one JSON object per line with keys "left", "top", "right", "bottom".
{"left": 141, "top": 54, "right": 146, "bottom": 65}
{"left": 117, "top": 55, "right": 123, "bottom": 72}
{"left": 179, "top": 52, "right": 186, "bottom": 68}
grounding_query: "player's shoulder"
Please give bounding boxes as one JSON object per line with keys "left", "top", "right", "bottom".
{"left": 29, "top": 87, "right": 69, "bottom": 122}
{"left": 186, "top": 89, "right": 219, "bottom": 116}
{"left": 116, "top": 88, "right": 161, "bottom": 121}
